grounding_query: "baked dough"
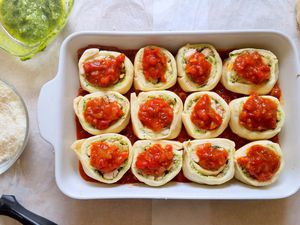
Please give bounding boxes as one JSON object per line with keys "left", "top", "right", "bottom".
{"left": 182, "top": 138, "right": 235, "bottom": 185}
{"left": 131, "top": 91, "right": 183, "bottom": 140}
{"left": 78, "top": 48, "right": 133, "bottom": 94}
{"left": 182, "top": 91, "right": 230, "bottom": 139}
{"left": 131, "top": 140, "right": 183, "bottom": 186}
{"left": 74, "top": 91, "right": 130, "bottom": 135}
{"left": 229, "top": 96, "right": 285, "bottom": 140}
{"left": 71, "top": 133, "right": 133, "bottom": 184}
{"left": 134, "top": 46, "right": 177, "bottom": 91}
{"left": 176, "top": 44, "right": 222, "bottom": 92}
{"left": 234, "top": 140, "right": 284, "bottom": 186}
{"left": 221, "top": 48, "right": 278, "bottom": 95}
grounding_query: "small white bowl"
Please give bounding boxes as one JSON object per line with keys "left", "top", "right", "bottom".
{"left": 0, "top": 79, "right": 29, "bottom": 174}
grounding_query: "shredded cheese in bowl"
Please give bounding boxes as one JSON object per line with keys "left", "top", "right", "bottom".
{"left": 0, "top": 80, "right": 29, "bottom": 174}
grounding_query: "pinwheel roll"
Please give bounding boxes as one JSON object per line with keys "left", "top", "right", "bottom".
{"left": 79, "top": 48, "right": 133, "bottom": 94}
{"left": 182, "top": 138, "right": 235, "bottom": 185}
{"left": 221, "top": 48, "right": 279, "bottom": 95}
{"left": 71, "top": 133, "right": 133, "bottom": 184}
{"left": 182, "top": 91, "right": 230, "bottom": 139}
{"left": 177, "top": 44, "right": 222, "bottom": 92}
{"left": 235, "top": 140, "right": 284, "bottom": 186}
{"left": 74, "top": 91, "right": 130, "bottom": 135}
{"left": 131, "top": 91, "right": 183, "bottom": 140}
{"left": 134, "top": 46, "right": 177, "bottom": 91}
{"left": 229, "top": 94, "right": 285, "bottom": 140}
{"left": 131, "top": 140, "right": 183, "bottom": 186}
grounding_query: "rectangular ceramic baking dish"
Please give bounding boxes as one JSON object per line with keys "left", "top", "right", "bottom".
{"left": 38, "top": 31, "right": 300, "bottom": 199}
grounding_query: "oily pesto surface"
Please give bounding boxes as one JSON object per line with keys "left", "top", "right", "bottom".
{"left": 76, "top": 46, "right": 282, "bottom": 184}
{"left": 0, "top": 0, "right": 64, "bottom": 44}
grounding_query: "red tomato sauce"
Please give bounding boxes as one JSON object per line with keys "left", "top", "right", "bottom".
{"left": 83, "top": 54, "right": 125, "bottom": 87}
{"left": 191, "top": 94, "right": 222, "bottom": 130}
{"left": 185, "top": 52, "right": 212, "bottom": 86}
{"left": 138, "top": 98, "right": 174, "bottom": 132}
{"left": 90, "top": 141, "right": 128, "bottom": 173}
{"left": 233, "top": 51, "right": 270, "bottom": 84}
{"left": 237, "top": 145, "right": 280, "bottom": 181}
{"left": 239, "top": 94, "right": 278, "bottom": 131}
{"left": 196, "top": 143, "right": 228, "bottom": 171}
{"left": 135, "top": 144, "right": 173, "bottom": 177}
{"left": 142, "top": 47, "right": 167, "bottom": 83}
{"left": 76, "top": 47, "right": 282, "bottom": 184}
{"left": 84, "top": 98, "right": 123, "bottom": 130}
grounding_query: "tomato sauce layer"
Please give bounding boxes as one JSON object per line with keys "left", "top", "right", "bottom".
{"left": 191, "top": 94, "right": 222, "bottom": 130}
{"left": 233, "top": 51, "right": 270, "bottom": 84}
{"left": 90, "top": 141, "right": 128, "bottom": 174}
{"left": 76, "top": 46, "right": 283, "bottom": 184}
{"left": 237, "top": 145, "right": 280, "bottom": 181}
{"left": 185, "top": 52, "right": 211, "bottom": 85}
{"left": 84, "top": 98, "right": 123, "bottom": 130}
{"left": 142, "top": 47, "right": 167, "bottom": 83}
{"left": 196, "top": 143, "right": 228, "bottom": 171}
{"left": 83, "top": 54, "right": 125, "bottom": 87}
{"left": 239, "top": 94, "right": 277, "bottom": 131}
{"left": 138, "top": 98, "right": 173, "bottom": 132}
{"left": 135, "top": 144, "right": 173, "bottom": 177}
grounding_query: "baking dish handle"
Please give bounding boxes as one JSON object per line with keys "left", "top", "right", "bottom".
{"left": 37, "top": 76, "right": 61, "bottom": 145}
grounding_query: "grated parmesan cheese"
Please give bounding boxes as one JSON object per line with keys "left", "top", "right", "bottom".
{"left": 0, "top": 81, "right": 27, "bottom": 164}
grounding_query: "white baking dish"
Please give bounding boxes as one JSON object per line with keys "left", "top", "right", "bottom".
{"left": 38, "top": 31, "right": 300, "bottom": 199}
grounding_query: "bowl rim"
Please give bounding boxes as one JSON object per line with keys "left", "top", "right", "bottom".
{"left": 0, "top": 79, "right": 30, "bottom": 174}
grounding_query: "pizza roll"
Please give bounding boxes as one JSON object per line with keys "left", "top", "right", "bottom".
{"left": 131, "top": 91, "right": 183, "bottom": 140}
{"left": 74, "top": 91, "right": 130, "bottom": 135}
{"left": 229, "top": 94, "right": 285, "bottom": 140}
{"left": 134, "top": 46, "right": 177, "bottom": 91}
{"left": 182, "top": 138, "right": 235, "bottom": 185}
{"left": 235, "top": 140, "right": 284, "bottom": 186}
{"left": 182, "top": 91, "right": 230, "bottom": 139}
{"left": 177, "top": 44, "right": 222, "bottom": 92}
{"left": 131, "top": 140, "right": 183, "bottom": 186}
{"left": 78, "top": 48, "right": 133, "bottom": 94}
{"left": 221, "top": 48, "right": 279, "bottom": 95}
{"left": 71, "top": 133, "right": 133, "bottom": 184}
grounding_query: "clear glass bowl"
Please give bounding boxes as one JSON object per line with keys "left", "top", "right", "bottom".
{"left": 0, "top": 79, "right": 29, "bottom": 174}
{"left": 0, "top": 0, "right": 74, "bottom": 60}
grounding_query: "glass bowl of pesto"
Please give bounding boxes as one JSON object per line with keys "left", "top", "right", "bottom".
{"left": 0, "top": 0, "right": 74, "bottom": 60}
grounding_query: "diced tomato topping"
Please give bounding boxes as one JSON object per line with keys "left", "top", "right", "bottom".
{"left": 239, "top": 94, "right": 277, "bottom": 131}
{"left": 138, "top": 98, "right": 173, "bottom": 132}
{"left": 237, "top": 145, "right": 280, "bottom": 181}
{"left": 135, "top": 144, "right": 173, "bottom": 177}
{"left": 233, "top": 51, "right": 270, "bottom": 84}
{"left": 84, "top": 98, "right": 123, "bottom": 130}
{"left": 142, "top": 47, "right": 167, "bottom": 83}
{"left": 196, "top": 143, "right": 228, "bottom": 171}
{"left": 191, "top": 94, "right": 222, "bottom": 130}
{"left": 185, "top": 52, "right": 212, "bottom": 85}
{"left": 90, "top": 141, "right": 128, "bottom": 173}
{"left": 83, "top": 54, "right": 125, "bottom": 87}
